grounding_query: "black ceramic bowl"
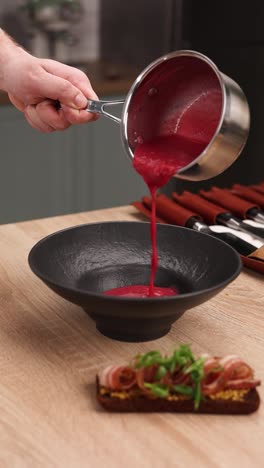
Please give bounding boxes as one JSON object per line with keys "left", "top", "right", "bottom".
{"left": 28, "top": 221, "right": 241, "bottom": 342}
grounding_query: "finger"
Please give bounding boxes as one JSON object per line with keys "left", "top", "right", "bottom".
{"left": 8, "top": 93, "right": 26, "bottom": 111}
{"left": 42, "top": 59, "right": 98, "bottom": 100}
{"left": 24, "top": 113, "right": 43, "bottom": 132}
{"left": 60, "top": 104, "right": 99, "bottom": 125}
{"left": 35, "top": 100, "right": 71, "bottom": 130}
{"left": 31, "top": 69, "right": 88, "bottom": 109}
{"left": 34, "top": 68, "right": 88, "bottom": 110}
{"left": 25, "top": 105, "right": 55, "bottom": 133}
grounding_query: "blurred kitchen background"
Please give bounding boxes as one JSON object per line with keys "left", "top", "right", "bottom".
{"left": 0, "top": 0, "right": 263, "bottom": 224}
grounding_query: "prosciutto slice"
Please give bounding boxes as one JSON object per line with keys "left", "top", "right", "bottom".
{"left": 202, "top": 355, "right": 260, "bottom": 395}
{"left": 100, "top": 366, "right": 136, "bottom": 390}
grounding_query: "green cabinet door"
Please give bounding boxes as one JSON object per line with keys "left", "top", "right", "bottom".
{"left": 0, "top": 105, "right": 93, "bottom": 224}
{"left": 0, "top": 97, "right": 146, "bottom": 225}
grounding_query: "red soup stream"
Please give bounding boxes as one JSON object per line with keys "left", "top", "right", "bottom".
{"left": 104, "top": 80, "right": 222, "bottom": 297}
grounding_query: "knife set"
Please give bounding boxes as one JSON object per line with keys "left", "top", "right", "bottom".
{"left": 132, "top": 182, "right": 264, "bottom": 274}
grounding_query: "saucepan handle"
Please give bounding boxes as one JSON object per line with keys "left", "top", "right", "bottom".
{"left": 86, "top": 99, "right": 124, "bottom": 124}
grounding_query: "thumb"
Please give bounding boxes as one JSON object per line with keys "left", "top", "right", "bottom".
{"left": 37, "top": 71, "right": 88, "bottom": 109}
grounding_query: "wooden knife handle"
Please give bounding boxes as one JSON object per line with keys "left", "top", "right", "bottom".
{"left": 232, "top": 184, "right": 264, "bottom": 210}
{"left": 251, "top": 184, "right": 264, "bottom": 195}
{"left": 200, "top": 187, "right": 259, "bottom": 218}
{"left": 172, "top": 191, "right": 226, "bottom": 225}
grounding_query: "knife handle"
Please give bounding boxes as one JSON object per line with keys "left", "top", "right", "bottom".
{"left": 200, "top": 187, "right": 258, "bottom": 219}
{"left": 134, "top": 196, "right": 264, "bottom": 273}
{"left": 142, "top": 194, "right": 201, "bottom": 227}
{"left": 251, "top": 184, "right": 264, "bottom": 195}
{"left": 232, "top": 184, "right": 264, "bottom": 210}
{"left": 142, "top": 195, "right": 259, "bottom": 256}
{"left": 172, "top": 191, "right": 226, "bottom": 225}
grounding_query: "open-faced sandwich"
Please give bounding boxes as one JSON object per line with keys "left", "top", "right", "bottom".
{"left": 96, "top": 345, "right": 261, "bottom": 414}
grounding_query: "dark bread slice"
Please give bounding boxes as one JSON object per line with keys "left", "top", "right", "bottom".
{"left": 96, "top": 378, "right": 260, "bottom": 414}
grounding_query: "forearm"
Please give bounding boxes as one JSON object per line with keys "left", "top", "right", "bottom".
{"left": 0, "top": 29, "right": 27, "bottom": 91}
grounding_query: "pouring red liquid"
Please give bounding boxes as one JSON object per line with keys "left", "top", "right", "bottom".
{"left": 104, "top": 84, "right": 222, "bottom": 297}
{"left": 104, "top": 135, "right": 203, "bottom": 298}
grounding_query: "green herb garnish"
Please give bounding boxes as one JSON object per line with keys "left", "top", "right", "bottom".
{"left": 144, "top": 383, "right": 169, "bottom": 398}
{"left": 154, "top": 365, "right": 168, "bottom": 380}
{"left": 135, "top": 344, "right": 194, "bottom": 372}
{"left": 173, "top": 384, "right": 194, "bottom": 397}
{"left": 135, "top": 351, "right": 162, "bottom": 368}
{"left": 135, "top": 345, "right": 205, "bottom": 409}
{"left": 184, "top": 357, "right": 205, "bottom": 410}
{"left": 170, "top": 344, "right": 195, "bottom": 372}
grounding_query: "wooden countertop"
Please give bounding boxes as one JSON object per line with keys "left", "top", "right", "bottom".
{"left": 0, "top": 205, "right": 263, "bottom": 467}
{"left": 0, "top": 61, "right": 138, "bottom": 106}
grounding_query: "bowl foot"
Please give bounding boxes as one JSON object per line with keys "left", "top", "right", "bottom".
{"left": 96, "top": 324, "right": 171, "bottom": 342}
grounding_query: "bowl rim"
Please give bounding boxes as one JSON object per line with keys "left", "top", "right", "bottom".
{"left": 28, "top": 221, "right": 242, "bottom": 302}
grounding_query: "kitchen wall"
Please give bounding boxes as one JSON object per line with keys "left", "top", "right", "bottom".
{"left": 99, "top": 0, "right": 175, "bottom": 70}
{"left": 0, "top": 0, "right": 100, "bottom": 63}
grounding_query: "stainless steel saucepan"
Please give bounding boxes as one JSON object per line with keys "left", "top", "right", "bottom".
{"left": 85, "top": 50, "right": 250, "bottom": 182}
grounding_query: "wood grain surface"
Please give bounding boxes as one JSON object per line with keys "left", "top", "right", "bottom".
{"left": 0, "top": 205, "right": 263, "bottom": 468}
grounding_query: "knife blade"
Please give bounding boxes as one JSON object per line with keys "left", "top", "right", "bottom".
{"left": 198, "top": 187, "right": 264, "bottom": 239}
{"left": 140, "top": 194, "right": 263, "bottom": 256}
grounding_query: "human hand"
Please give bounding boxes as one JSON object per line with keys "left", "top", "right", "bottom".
{"left": 2, "top": 48, "right": 99, "bottom": 132}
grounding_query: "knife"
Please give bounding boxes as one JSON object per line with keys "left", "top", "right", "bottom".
{"left": 251, "top": 183, "right": 264, "bottom": 195}
{"left": 198, "top": 188, "right": 264, "bottom": 238}
{"left": 140, "top": 194, "right": 263, "bottom": 256}
{"left": 232, "top": 184, "right": 264, "bottom": 212}
{"left": 172, "top": 190, "right": 264, "bottom": 241}
{"left": 200, "top": 187, "right": 264, "bottom": 223}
